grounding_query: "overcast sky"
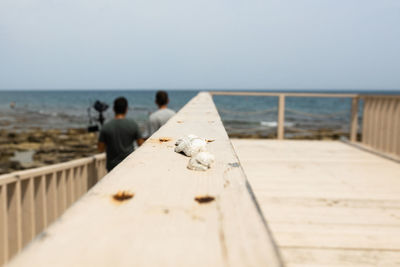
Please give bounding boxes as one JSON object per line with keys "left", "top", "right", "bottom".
{"left": 0, "top": 0, "right": 399, "bottom": 90}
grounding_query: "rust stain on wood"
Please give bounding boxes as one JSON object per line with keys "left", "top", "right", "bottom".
{"left": 112, "top": 191, "right": 134, "bottom": 202}
{"left": 194, "top": 195, "right": 215, "bottom": 204}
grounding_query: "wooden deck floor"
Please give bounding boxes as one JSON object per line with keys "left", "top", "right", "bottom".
{"left": 231, "top": 140, "right": 400, "bottom": 267}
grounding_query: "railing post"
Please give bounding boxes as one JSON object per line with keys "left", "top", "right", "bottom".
{"left": 277, "top": 94, "right": 285, "bottom": 140}
{"left": 34, "top": 175, "right": 47, "bottom": 235}
{"left": 21, "top": 178, "right": 35, "bottom": 247}
{"left": 0, "top": 184, "right": 8, "bottom": 265}
{"left": 350, "top": 97, "right": 359, "bottom": 142}
{"left": 7, "top": 180, "right": 22, "bottom": 259}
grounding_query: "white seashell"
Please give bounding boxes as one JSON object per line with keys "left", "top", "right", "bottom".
{"left": 187, "top": 152, "right": 215, "bottom": 171}
{"left": 175, "top": 135, "right": 207, "bottom": 157}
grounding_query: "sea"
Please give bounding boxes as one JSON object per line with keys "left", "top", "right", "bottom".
{"left": 1, "top": 90, "right": 399, "bottom": 138}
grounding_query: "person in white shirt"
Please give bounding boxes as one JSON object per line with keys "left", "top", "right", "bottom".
{"left": 147, "top": 91, "right": 176, "bottom": 137}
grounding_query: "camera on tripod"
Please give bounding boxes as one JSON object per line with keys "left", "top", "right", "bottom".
{"left": 87, "top": 100, "right": 109, "bottom": 132}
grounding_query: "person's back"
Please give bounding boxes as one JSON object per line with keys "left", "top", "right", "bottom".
{"left": 147, "top": 91, "right": 176, "bottom": 137}
{"left": 98, "top": 97, "right": 144, "bottom": 171}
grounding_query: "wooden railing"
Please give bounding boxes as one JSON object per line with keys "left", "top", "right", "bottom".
{"left": 0, "top": 154, "right": 106, "bottom": 265}
{"left": 211, "top": 91, "right": 359, "bottom": 141}
{"left": 6, "top": 92, "right": 283, "bottom": 267}
{"left": 211, "top": 91, "right": 400, "bottom": 158}
{"left": 361, "top": 95, "right": 400, "bottom": 157}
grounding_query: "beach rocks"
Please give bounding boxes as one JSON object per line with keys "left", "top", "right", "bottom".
{"left": 0, "top": 128, "right": 98, "bottom": 175}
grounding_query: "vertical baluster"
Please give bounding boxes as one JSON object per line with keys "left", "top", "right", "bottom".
{"left": 66, "top": 168, "right": 74, "bottom": 207}
{"left": 394, "top": 100, "right": 400, "bottom": 156}
{"left": 46, "top": 172, "right": 58, "bottom": 225}
{"left": 361, "top": 98, "right": 369, "bottom": 145}
{"left": 386, "top": 99, "right": 395, "bottom": 154}
{"left": 371, "top": 98, "right": 379, "bottom": 149}
{"left": 96, "top": 161, "right": 100, "bottom": 182}
{"left": 99, "top": 161, "right": 103, "bottom": 180}
{"left": 0, "top": 184, "right": 8, "bottom": 265}
{"left": 79, "top": 165, "right": 85, "bottom": 197}
{"left": 21, "top": 178, "right": 35, "bottom": 247}
{"left": 350, "top": 97, "right": 359, "bottom": 142}
{"left": 87, "top": 160, "right": 96, "bottom": 190}
{"left": 34, "top": 175, "right": 47, "bottom": 236}
{"left": 365, "top": 97, "right": 373, "bottom": 146}
{"left": 82, "top": 163, "right": 88, "bottom": 194}
{"left": 368, "top": 98, "right": 375, "bottom": 145}
{"left": 57, "top": 170, "right": 67, "bottom": 216}
{"left": 382, "top": 98, "right": 393, "bottom": 152}
{"left": 377, "top": 98, "right": 386, "bottom": 151}
{"left": 73, "top": 167, "right": 81, "bottom": 200}
{"left": 375, "top": 98, "right": 383, "bottom": 150}
{"left": 379, "top": 98, "right": 388, "bottom": 151}
{"left": 277, "top": 95, "right": 285, "bottom": 140}
{"left": 6, "top": 180, "right": 22, "bottom": 259}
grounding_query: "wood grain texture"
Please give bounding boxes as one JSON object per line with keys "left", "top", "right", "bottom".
{"left": 6, "top": 93, "right": 282, "bottom": 267}
{"left": 232, "top": 139, "right": 400, "bottom": 266}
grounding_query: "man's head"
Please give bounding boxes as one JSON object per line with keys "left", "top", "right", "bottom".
{"left": 113, "top": 97, "right": 128, "bottom": 115}
{"left": 155, "top": 91, "right": 169, "bottom": 107}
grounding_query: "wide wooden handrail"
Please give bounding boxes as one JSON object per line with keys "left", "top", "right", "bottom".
{"left": 6, "top": 92, "right": 283, "bottom": 267}
{"left": 0, "top": 154, "right": 106, "bottom": 265}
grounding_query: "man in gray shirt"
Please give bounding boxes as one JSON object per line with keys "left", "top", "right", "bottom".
{"left": 98, "top": 97, "right": 144, "bottom": 172}
{"left": 147, "top": 91, "right": 176, "bottom": 137}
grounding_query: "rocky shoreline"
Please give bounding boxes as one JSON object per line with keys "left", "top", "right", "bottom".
{"left": 0, "top": 128, "right": 98, "bottom": 175}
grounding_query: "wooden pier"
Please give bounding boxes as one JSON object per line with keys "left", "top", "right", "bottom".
{"left": 2, "top": 91, "right": 400, "bottom": 266}
{"left": 233, "top": 139, "right": 400, "bottom": 266}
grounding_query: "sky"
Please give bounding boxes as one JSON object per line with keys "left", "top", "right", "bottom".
{"left": 0, "top": 0, "right": 399, "bottom": 90}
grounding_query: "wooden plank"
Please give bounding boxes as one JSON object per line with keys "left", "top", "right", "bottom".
{"left": 20, "top": 178, "right": 35, "bottom": 247}
{"left": 269, "top": 222, "right": 400, "bottom": 250}
{"left": 0, "top": 185, "right": 8, "bottom": 265}
{"left": 7, "top": 92, "right": 282, "bottom": 267}
{"left": 231, "top": 139, "right": 400, "bottom": 266}
{"left": 281, "top": 248, "right": 400, "bottom": 267}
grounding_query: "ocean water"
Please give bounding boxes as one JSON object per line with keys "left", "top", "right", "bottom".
{"left": 0, "top": 90, "right": 399, "bottom": 138}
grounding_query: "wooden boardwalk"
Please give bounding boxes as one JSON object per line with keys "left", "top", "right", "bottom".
{"left": 232, "top": 140, "right": 400, "bottom": 267}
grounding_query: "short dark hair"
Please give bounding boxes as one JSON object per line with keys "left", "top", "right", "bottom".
{"left": 155, "top": 91, "right": 169, "bottom": 106}
{"left": 113, "top": 97, "right": 128, "bottom": 114}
